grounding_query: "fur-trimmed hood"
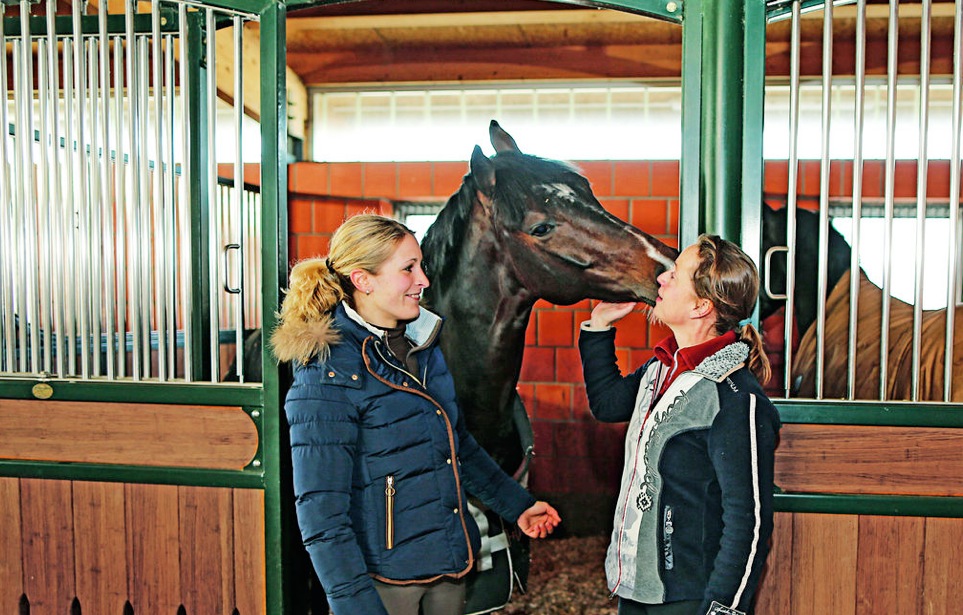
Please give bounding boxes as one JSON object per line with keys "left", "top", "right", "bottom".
{"left": 269, "top": 312, "right": 340, "bottom": 365}
{"left": 270, "top": 302, "right": 443, "bottom": 365}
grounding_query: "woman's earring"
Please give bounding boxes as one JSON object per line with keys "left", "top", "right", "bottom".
{"left": 365, "top": 289, "right": 371, "bottom": 295}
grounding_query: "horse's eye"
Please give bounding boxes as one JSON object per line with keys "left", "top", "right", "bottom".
{"left": 529, "top": 223, "right": 555, "bottom": 238}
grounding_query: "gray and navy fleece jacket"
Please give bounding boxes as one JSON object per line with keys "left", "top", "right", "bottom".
{"left": 579, "top": 326, "right": 781, "bottom": 615}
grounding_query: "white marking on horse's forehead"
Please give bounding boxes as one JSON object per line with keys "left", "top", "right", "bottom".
{"left": 538, "top": 182, "right": 579, "bottom": 204}
{"left": 623, "top": 225, "right": 676, "bottom": 269}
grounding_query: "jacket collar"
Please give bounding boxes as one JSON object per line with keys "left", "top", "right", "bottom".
{"left": 653, "top": 331, "right": 748, "bottom": 383}
{"left": 339, "top": 302, "right": 443, "bottom": 349}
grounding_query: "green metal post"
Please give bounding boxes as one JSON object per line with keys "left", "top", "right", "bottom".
{"left": 188, "top": 11, "right": 212, "bottom": 381}
{"left": 258, "top": 1, "right": 292, "bottom": 613}
{"left": 680, "top": 0, "right": 766, "bottom": 247}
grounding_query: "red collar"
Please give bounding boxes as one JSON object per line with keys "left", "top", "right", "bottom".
{"left": 652, "top": 331, "right": 738, "bottom": 396}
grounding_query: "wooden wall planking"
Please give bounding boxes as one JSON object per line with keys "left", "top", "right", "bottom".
{"left": 20, "top": 478, "right": 76, "bottom": 614}
{"left": 855, "top": 515, "right": 924, "bottom": 614}
{"left": 0, "top": 479, "right": 267, "bottom": 614}
{"left": 0, "top": 477, "right": 23, "bottom": 611}
{"left": 774, "top": 424, "right": 963, "bottom": 497}
{"left": 179, "top": 487, "right": 237, "bottom": 614}
{"left": 0, "top": 399, "right": 259, "bottom": 470}
{"left": 126, "top": 483, "right": 183, "bottom": 613}
{"left": 756, "top": 513, "right": 963, "bottom": 614}
{"left": 234, "top": 489, "right": 267, "bottom": 615}
{"left": 73, "top": 481, "right": 129, "bottom": 615}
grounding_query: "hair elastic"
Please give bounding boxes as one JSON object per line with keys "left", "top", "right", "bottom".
{"left": 737, "top": 317, "right": 753, "bottom": 328}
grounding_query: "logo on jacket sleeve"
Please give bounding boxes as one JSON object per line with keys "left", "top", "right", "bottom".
{"left": 707, "top": 602, "right": 745, "bottom": 615}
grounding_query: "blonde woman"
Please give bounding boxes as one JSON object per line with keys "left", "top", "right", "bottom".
{"left": 271, "top": 214, "right": 560, "bottom": 615}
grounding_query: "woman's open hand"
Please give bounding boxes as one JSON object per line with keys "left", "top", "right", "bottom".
{"left": 517, "top": 501, "right": 561, "bottom": 539}
{"left": 589, "top": 301, "right": 638, "bottom": 329}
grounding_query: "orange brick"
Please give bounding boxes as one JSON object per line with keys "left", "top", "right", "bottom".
{"left": 329, "top": 162, "right": 363, "bottom": 196}
{"left": 601, "top": 198, "right": 630, "bottom": 222}
{"left": 667, "top": 200, "right": 680, "bottom": 238}
{"left": 538, "top": 310, "right": 574, "bottom": 347}
{"left": 571, "top": 309, "right": 592, "bottom": 342}
{"left": 572, "top": 385, "right": 592, "bottom": 421}
{"left": 630, "top": 349, "right": 656, "bottom": 372}
{"left": 295, "top": 234, "right": 328, "bottom": 260}
{"left": 613, "top": 161, "right": 650, "bottom": 197}
{"left": 631, "top": 199, "right": 669, "bottom": 235}
{"left": 315, "top": 201, "right": 348, "bottom": 234}
{"left": 861, "top": 160, "right": 885, "bottom": 198}
{"left": 927, "top": 161, "right": 950, "bottom": 198}
{"left": 556, "top": 347, "right": 584, "bottom": 384}
{"left": 798, "top": 160, "right": 821, "bottom": 196}
{"left": 534, "top": 383, "right": 572, "bottom": 420}
{"left": 831, "top": 160, "right": 852, "bottom": 197}
{"left": 288, "top": 197, "right": 314, "bottom": 234}
{"left": 577, "top": 161, "right": 614, "bottom": 196}
{"left": 243, "top": 163, "right": 261, "bottom": 187}
{"left": 520, "top": 346, "right": 555, "bottom": 382}
{"left": 362, "top": 162, "right": 397, "bottom": 198}
{"left": 525, "top": 316, "right": 536, "bottom": 346}
{"left": 893, "top": 160, "right": 918, "bottom": 198}
{"left": 614, "top": 348, "right": 631, "bottom": 374}
{"left": 764, "top": 161, "right": 789, "bottom": 194}
{"left": 433, "top": 162, "right": 469, "bottom": 197}
{"left": 289, "top": 162, "right": 329, "bottom": 195}
{"left": 398, "top": 162, "right": 433, "bottom": 198}
{"left": 612, "top": 310, "right": 649, "bottom": 348}
{"left": 516, "top": 382, "right": 536, "bottom": 406}
{"left": 650, "top": 161, "right": 680, "bottom": 198}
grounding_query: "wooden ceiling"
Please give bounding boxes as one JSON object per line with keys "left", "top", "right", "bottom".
{"left": 284, "top": 0, "right": 960, "bottom": 86}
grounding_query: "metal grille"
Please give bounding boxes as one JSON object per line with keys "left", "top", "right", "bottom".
{"left": 0, "top": 0, "right": 261, "bottom": 383}
{"left": 765, "top": 0, "right": 963, "bottom": 402}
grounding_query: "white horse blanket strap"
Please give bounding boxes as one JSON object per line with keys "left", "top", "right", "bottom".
{"left": 468, "top": 501, "right": 510, "bottom": 572}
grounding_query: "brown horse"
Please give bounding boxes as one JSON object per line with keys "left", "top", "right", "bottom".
{"left": 791, "top": 268, "right": 963, "bottom": 401}
{"left": 421, "top": 120, "right": 677, "bottom": 474}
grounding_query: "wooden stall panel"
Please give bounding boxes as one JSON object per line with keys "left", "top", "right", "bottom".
{"left": 922, "top": 517, "right": 963, "bottom": 615}
{"left": 790, "top": 513, "right": 858, "bottom": 615}
{"left": 775, "top": 424, "right": 963, "bottom": 496}
{"left": 0, "top": 477, "right": 23, "bottom": 611}
{"left": 234, "top": 489, "right": 267, "bottom": 615}
{"left": 855, "top": 516, "right": 924, "bottom": 614}
{"left": 21, "top": 478, "right": 76, "bottom": 615}
{"left": 179, "top": 486, "right": 236, "bottom": 615}
{"left": 755, "top": 511, "right": 793, "bottom": 615}
{"left": 127, "top": 483, "right": 182, "bottom": 613}
{"left": 73, "top": 481, "right": 128, "bottom": 615}
{"left": 0, "top": 399, "right": 259, "bottom": 470}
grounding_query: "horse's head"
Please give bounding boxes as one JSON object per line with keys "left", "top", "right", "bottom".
{"left": 760, "top": 203, "right": 852, "bottom": 335}
{"left": 458, "top": 120, "right": 677, "bottom": 306}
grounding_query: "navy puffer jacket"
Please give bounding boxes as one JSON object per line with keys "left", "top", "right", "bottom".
{"left": 280, "top": 302, "right": 535, "bottom": 614}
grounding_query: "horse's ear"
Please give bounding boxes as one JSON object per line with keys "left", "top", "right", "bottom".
{"left": 489, "top": 120, "right": 521, "bottom": 154}
{"left": 470, "top": 145, "right": 496, "bottom": 201}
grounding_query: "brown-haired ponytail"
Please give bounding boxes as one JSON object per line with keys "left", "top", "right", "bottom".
{"left": 693, "top": 234, "right": 772, "bottom": 385}
{"left": 737, "top": 322, "right": 772, "bottom": 385}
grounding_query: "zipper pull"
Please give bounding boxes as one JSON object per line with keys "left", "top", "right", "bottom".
{"left": 385, "top": 475, "right": 396, "bottom": 550}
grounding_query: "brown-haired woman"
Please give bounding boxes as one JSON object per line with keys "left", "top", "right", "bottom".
{"left": 578, "top": 234, "right": 780, "bottom": 615}
{"left": 271, "top": 213, "right": 559, "bottom": 615}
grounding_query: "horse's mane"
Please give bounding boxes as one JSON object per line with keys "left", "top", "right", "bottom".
{"left": 420, "top": 178, "right": 476, "bottom": 289}
{"left": 421, "top": 151, "right": 591, "bottom": 289}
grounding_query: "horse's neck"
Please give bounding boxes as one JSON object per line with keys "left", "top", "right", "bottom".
{"left": 431, "top": 226, "right": 535, "bottom": 359}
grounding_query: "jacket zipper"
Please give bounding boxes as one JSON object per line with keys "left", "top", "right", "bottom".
{"left": 385, "top": 475, "right": 396, "bottom": 550}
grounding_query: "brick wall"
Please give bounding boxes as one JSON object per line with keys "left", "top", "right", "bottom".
{"left": 281, "top": 157, "right": 957, "bottom": 532}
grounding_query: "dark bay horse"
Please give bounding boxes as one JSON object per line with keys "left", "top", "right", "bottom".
{"left": 759, "top": 203, "right": 853, "bottom": 335}
{"left": 421, "top": 120, "right": 678, "bottom": 473}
